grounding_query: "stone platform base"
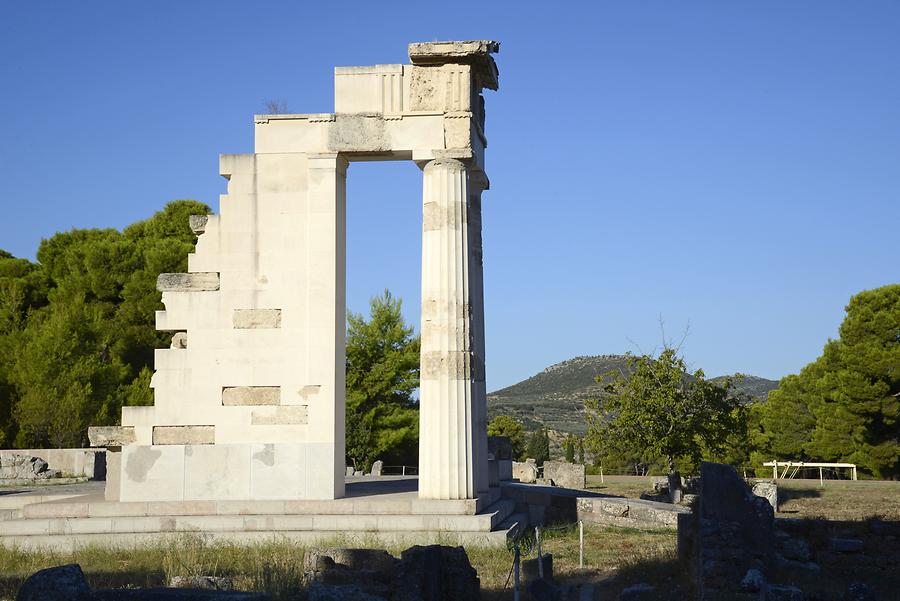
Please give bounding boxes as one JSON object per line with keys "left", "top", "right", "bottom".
{"left": 0, "top": 477, "right": 526, "bottom": 551}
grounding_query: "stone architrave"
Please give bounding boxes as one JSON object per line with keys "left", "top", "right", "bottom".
{"left": 90, "top": 40, "right": 500, "bottom": 503}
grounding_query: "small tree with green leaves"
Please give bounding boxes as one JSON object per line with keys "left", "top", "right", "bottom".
{"left": 487, "top": 414, "right": 527, "bottom": 461}
{"left": 585, "top": 348, "right": 741, "bottom": 481}
{"left": 526, "top": 428, "right": 551, "bottom": 466}
{"left": 564, "top": 433, "right": 576, "bottom": 463}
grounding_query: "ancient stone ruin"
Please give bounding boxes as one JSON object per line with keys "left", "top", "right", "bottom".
{"left": 90, "top": 40, "right": 500, "bottom": 503}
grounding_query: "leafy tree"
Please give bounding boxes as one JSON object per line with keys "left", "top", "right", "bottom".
{"left": 585, "top": 348, "right": 742, "bottom": 478}
{"left": 759, "top": 285, "right": 900, "bottom": 478}
{"left": 563, "top": 433, "right": 576, "bottom": 463}
{"left": 345, "top": 290, "right": 420, "bottom": 472}
{"left": 487, "top": 415, "right": 527, "bottom": 460}
{"left": 525, "top": 428, "right": 550, "bottom": 466}
{"left": 0, "top": 200, "right": 210, "bottom": 447}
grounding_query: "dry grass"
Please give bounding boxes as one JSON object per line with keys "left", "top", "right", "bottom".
{"left": 585, "top": 474, "right": 657, "bottom": 498}
{"left": 776, "top": 478, "right": 900, "bottom": 520}
{"left": 0, "top": 526, "right": 679, "bottom": 601}
{"left": 2, "top": 478, "right": 897, "bottom": 599}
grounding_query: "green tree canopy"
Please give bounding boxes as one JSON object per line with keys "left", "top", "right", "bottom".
{"left": 525, "top": 428, "right": 550, "bottom": 466}
{"left": 757, "top": 284, "right": 900, "bottom": 478}
{"left": 585, "top": 348, "right": 743, "bottom": 475}
{"left": 487, "top": 414, "right": 527, "bottom": 461}
{"left": 345, "top": 290, "right": 420, "bottom": 472}
{"left": 0, "top": 200, "right": 210, "bottom": 447}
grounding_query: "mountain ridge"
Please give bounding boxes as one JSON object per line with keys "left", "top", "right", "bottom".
{"left": 487, "top": 354, "right": 779, "bottom": 435}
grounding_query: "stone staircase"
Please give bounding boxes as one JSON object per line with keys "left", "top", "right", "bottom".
{"left": 0, "top": 485, "right": 526, "bottom": 550}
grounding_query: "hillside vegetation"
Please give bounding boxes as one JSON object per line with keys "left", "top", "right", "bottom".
{"left": 487, "top": 354, "right": 777, "bottom": 435}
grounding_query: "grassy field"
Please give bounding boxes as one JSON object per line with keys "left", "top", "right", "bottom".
{"left": 586, "top": 474, "right": 900, "bottom": 520}
{"left": 2, "top": 476, "right": 898, "bottom": 600}
{"left": 0, "top": 526, "right": 679, "bottom": 601}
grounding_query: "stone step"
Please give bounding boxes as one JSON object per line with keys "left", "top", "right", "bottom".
{"left": 0, "top": 508, "right": 21, "bottom": 520}
{"left": 2, "top": 503, "right": 517, "bottom": 537}
{"left": 22, "top": 488, "right": 504, "bottom": 520}
{"left": 0, "top": 525, "right": 518, "bottom": 552}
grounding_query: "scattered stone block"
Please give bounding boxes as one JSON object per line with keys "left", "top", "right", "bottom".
{"left": 831, "top": 538, "right": 864, "bottom": 553}
{"left": 522, "top": 553, "right": 553, "bottom": 584}
{"left": 619, "top": 583, "right": 655, "bottom": 600}
{"left": 765, "top": 584, "right": 805, "bottom": 601}
{"left": 169, "top": 576, "right": 234, "bottom": 590}
{"left": 542, "top": 461, "right": 585, "bottom": 490}
{"left": 308, "top": 583, "right": 385, "bottom": 601}
{"left": 371, "top": 460, "right": 383, "bottom": 477}
{"left": 741, "top": 568, "right": 765, "bottom": 592}
{"left": 0, "top": 453, "right": 57, "bottom": 480}
{"left": 842, "top": 582, "right": 879, "bottom": 601}
{"left": 15, "top": 563, "right": 91, "bottom": 601}
{"left": 780, "top": 537, "right": 812, "bottom": 562}
{"left": 346, "top": 466, "right": 355, "bottom": 477}
{"left": 393, "top": 545, "right": 480, "bottom": 601}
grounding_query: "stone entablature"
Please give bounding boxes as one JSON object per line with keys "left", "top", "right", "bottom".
{"left": 91, "top": 40, "right": 499, "bottom": 503}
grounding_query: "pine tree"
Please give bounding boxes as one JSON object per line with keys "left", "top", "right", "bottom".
{"left": 345, "top": 290, "right": 420, "bottom": 472}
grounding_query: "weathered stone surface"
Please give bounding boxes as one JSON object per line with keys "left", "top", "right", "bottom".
{"left": 393, "top": 545, "right": 480, "bottom": 601}
{"left": 408, "top": 40, "right": 500, "bottom": 91}
{"left": 250, "top": 406, "right": 308, "bottom": 425}
{"left": 842, "top": 582, "right": 879, "bottom": 601}
{"left": 232, "top": 309, "right": 282, "bottom": 329}
{"left": 751, "top": 479, "right": 778, "bottom": 511}
{"left": 619, "top": 583, "right": 655, "bottom": 600}
{"left": 765, "top": 584, "right": 805, "bottom": 601}
{"left": 346, "top": 466, "right": 355, "bottom": 477}
{"left": 780, "top": 537, "right": 812, "bottom": 562}
{"left": 513, "top": 460, "right": 538, "bottom": 483}
{"left": 156, "top": 272, "right": 220, "bottom": 292}
{"left": 542, "top": 461, "right": 585, "bottom": 490}
{"left": 152, "top": 425, "right": 215, "bottom": 445}
{"left": 308, "top": 583, "right": 385, "bottom": 601}
{"left": 371, "top": 460, "right": 383, "bottom": 477}
{"left": 169, "top": 576, "right": 234, "bottom": 590}
{"left": 697, "top": 462, "right": 775, "bottom": 597}
{"left": 522, "top": 553, "right": 553, "bottom": 584}
{"left": 221, "top": 387, "right": 280, "bottom": 406}
{"left": 188, "top": 215, "right": 209, "bottom": 234}
{"left": 170, "top": 332, "right": 188, "bottom": 349}
{"left": 740, "top": 569, "right": 765, "bottom": 592}
{"left": 15, "top": 563, "right": 91, "bottom": 601}
{"left": 0, "top": 453, "right": 56, "bottom": 480}
{"left": 93, "top": 590, "right": 269, "bottom": 600}
{"left": 831, "top": 538, "right": 864, "bottom": 553}
{"left": 88, "top": 426, "right": 136, "bottom": 448}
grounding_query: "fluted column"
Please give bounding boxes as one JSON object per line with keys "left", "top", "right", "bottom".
{"left": 418, "top": 158, "right": 486, "bottom": 499}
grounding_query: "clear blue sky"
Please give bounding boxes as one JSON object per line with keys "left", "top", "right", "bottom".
{"left": 2, "top": 2, "right": 898, "bottom": 390}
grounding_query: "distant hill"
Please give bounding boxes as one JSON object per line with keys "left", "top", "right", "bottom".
{"left": 487, "top": 354, "right": 778, "bottom": 435}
